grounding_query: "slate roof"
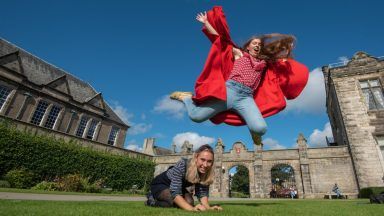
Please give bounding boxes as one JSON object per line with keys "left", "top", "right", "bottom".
{"left": 0, "top": 38, "right": 128, "bottom": 128}
{"left": 153, "top": 146, "right": 174, "bottom": 155}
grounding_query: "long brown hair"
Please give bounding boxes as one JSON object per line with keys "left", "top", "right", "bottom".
{"left": 242, "top": 33, "right": 296, "bottom": 62}
{"left": 185, "top": 144, "right": 215, "bottom": 185}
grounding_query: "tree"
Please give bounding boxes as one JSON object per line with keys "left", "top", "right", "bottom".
{"left": 231, "top": 165, "right": 249, "bottom": 194}
{"left": 271, "top": 164, "right": 295, "bottom": 188}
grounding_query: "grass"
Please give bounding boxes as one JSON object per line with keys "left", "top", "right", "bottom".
{"left": 0, "top": 188, "right": 144, "bottom": 197}
{"left": 1, "top": 199, "right": 383, "bottom": 216}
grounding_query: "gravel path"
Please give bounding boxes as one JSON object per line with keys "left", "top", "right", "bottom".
{"left": 0, "top": 192, "right": 146, "bottom": 201}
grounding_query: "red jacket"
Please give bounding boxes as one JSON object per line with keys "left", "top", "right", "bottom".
{"left": 193, "top": 6, "right": 309, "bottom": 126}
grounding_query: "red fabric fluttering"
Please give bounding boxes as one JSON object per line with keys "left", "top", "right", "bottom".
{"left": 193, "top": 6, "right": 309, "bottom": 126}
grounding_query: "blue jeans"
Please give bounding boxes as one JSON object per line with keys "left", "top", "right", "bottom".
{"left": 182, "top": 80, "right": 267, "bottom": 135}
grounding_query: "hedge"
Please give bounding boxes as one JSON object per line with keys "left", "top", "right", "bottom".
{"left": 0, "top": 121, "right": 154, "bottom": 191}
{"left": 359, "top": 187, "right": 384, "bottom": 198}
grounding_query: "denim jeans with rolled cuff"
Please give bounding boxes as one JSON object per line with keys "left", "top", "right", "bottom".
{"left": 182, "top": 80, "right": 267, "bottom": 136}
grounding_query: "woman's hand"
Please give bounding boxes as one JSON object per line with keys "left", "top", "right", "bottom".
{"left": 196, "top": 11, "right": 219, "bottom": 36}
{"left": 196, "top": 12, "right": 208, "bottom": 24}
{"left": 233, "top": 47, "right": 243, "bottom": 60}
{"left": 210, "top": 205, "right": 223, "bottom": 211}
{"left": 193, "top": 204, "right": 207, "bottom": 211}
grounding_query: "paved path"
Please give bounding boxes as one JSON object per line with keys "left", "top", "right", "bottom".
{"left": 0, "top": 192, "right": 146, "bottom": 201}
{"left": 0, "top": 192, "right": 263, "bottom": 202}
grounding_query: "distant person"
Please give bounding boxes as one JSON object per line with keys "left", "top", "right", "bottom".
{"left": 289, "top": 186, "right": 295, "bottom": 199}
{"left": 270, "top": 187, "right": 277, "bottom": 198}
{"left": 332, "top": 183, "right": 342, "bottom": 198}
{"left": 145, "top": 145, "right": 222, "bottom": 211}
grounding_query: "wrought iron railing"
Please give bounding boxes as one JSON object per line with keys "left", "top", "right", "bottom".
{"left": 328, "top": 56, "right": 384, "bottom": 69}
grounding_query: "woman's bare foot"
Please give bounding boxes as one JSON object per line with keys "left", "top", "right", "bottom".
{"left": 170, "top": 91, "right": 193, "bottom": 101}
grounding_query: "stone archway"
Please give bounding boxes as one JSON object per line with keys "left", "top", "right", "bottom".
{"left": 215, "top": 141, "right": 256, "bottom": 198}
{"left": 228, "top": 164, "right": 250, "bottom": 198}
{"left": 270, "top": 163, "right": 296, "bottom": 198}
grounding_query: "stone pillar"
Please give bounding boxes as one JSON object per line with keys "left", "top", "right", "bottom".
{"left": 16, "top": 92, "right": 32, "bottom": 120}
{"left": 297, "top": 134, "right": 313, "bottom": 198}
{"left": 211, "top": 138, "right": 224, "bottom": 197}
{"left": 65, "top": 109, "right": 77, "bottom": 133}
{"left": 143, "top": 138, "right": 156, "bottom": 155}
{"left": 252, "top": 143, "right": 264, "bottom": 198}
{"left": 171, "top": 142, "right": 176, "bottom": 153}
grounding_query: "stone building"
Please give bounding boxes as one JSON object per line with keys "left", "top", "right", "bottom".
{"left": 0, "top": 38, "right": 150, "bottom": 159}
{"left": 143, "top": 52, "right": 384, "bottom": 198}
{"left": 323, "top": 51, "right": 384, "bottom": 190}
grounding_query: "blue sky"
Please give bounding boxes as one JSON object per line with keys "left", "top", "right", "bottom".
{"left": 1, "top": 0, "right": 383, "bottom": 152}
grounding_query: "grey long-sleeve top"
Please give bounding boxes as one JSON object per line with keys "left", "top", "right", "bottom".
{"left": 166, "top": 159, "right": 209, "bottom": 199}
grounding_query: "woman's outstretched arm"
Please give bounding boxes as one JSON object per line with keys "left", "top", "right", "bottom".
{"left": 196, "top": 11, "right": 219, "bottom": 36}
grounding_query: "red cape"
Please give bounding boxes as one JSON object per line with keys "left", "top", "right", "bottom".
{"left": 193, "top": 6, "right": 309, "bottom": 126}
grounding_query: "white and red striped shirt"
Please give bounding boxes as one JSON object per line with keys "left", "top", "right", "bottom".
{"left": 228, "top": 53, "right": 267, "bottom": 92}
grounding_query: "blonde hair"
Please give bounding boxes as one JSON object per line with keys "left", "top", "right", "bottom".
{"left": 185, "top": 144, "right": 215, "bottom": 185}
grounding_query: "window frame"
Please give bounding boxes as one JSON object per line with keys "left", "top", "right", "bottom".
{"left": 30, "top": 100, "right": 49, "bottom": 126}
{"left": 0, "top": 85, "right": 12, "bottom": 113}
{"left": 44, "top": 105, "right": 62, "bottom": 129}
{"left": 107, "top": 126, "right": 119, "bottom": 145}
{"left": 359, "top": 78, "right": 384, "bottom": 110}
{"left": 86, "top": 119, "right": 99, "bottom": 140}
{"left": 75, "top": 115, "right": 89, "bottom": 137}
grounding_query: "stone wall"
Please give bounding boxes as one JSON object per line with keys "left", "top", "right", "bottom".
{"left": 151, "top": 138, "right": 359, "bottom": 198}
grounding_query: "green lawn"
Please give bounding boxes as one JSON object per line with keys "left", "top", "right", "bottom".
{"left": 1, "top": 199, "right": 383, "bottom": 216}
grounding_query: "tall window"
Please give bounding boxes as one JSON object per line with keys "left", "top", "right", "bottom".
{"left": 377, "top": 137, "right": 384, "bottom": 161}
{"left": 108, "top": 126, "right": 119, "bottom": 145}
{"left": 86, "top": 119, "right": 99, "bottom": 140}
{"left": 360, "top": 79, "right": 384, "bottom": 110}
{"left": 0, "top": 85, "right": 11, "bottom": 111}
{"left": 44, "top": 105, "right": 61, "bottom": 129}
{"left": 30, "top": 100, "right": 49, "bottom": 125}
{"left": 76, "top": 116, "right": 89, "bottom": 137}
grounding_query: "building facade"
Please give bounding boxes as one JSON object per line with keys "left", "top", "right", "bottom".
{"left": 0, "top": 38, "right": 149, "bottom": 159}
{"left": 323, "top": 51, "right": 384, "bottom": 190}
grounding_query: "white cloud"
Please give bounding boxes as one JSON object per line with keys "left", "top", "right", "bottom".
{"left": 125, "top": 139, "right": 143, "bottom": 152}
{"left": 172, "top": 132, "right": 215, "bottom": 152}
{"left": 110, "top": 101, "right": 152, "bottom": 135}
{"left": 110, "top": 101, "right": 133, "bottom": 124}
{"left": 263, "top": 138, "right": 286, "bottom": 150}
{"left": 126, "top": 144, "right": 143, "bottom": 152}
{"left": 285, "top": 68, "right": 326, "bottom": 114}
{"left": 153, "top": 95, "right": 185, "bottom": 119}
{"left": 152, "top": 133, "right": 166, "bottom": 139}
{"left": 127, "top": 123, "right": 153, "bottom": 135}
{"left": 308, "top": 122, "right": 333, "bottom": 147}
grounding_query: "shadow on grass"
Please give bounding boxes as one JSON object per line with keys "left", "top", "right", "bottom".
{"left": 213, "top": 202, "right": 281, "bottom": 207}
